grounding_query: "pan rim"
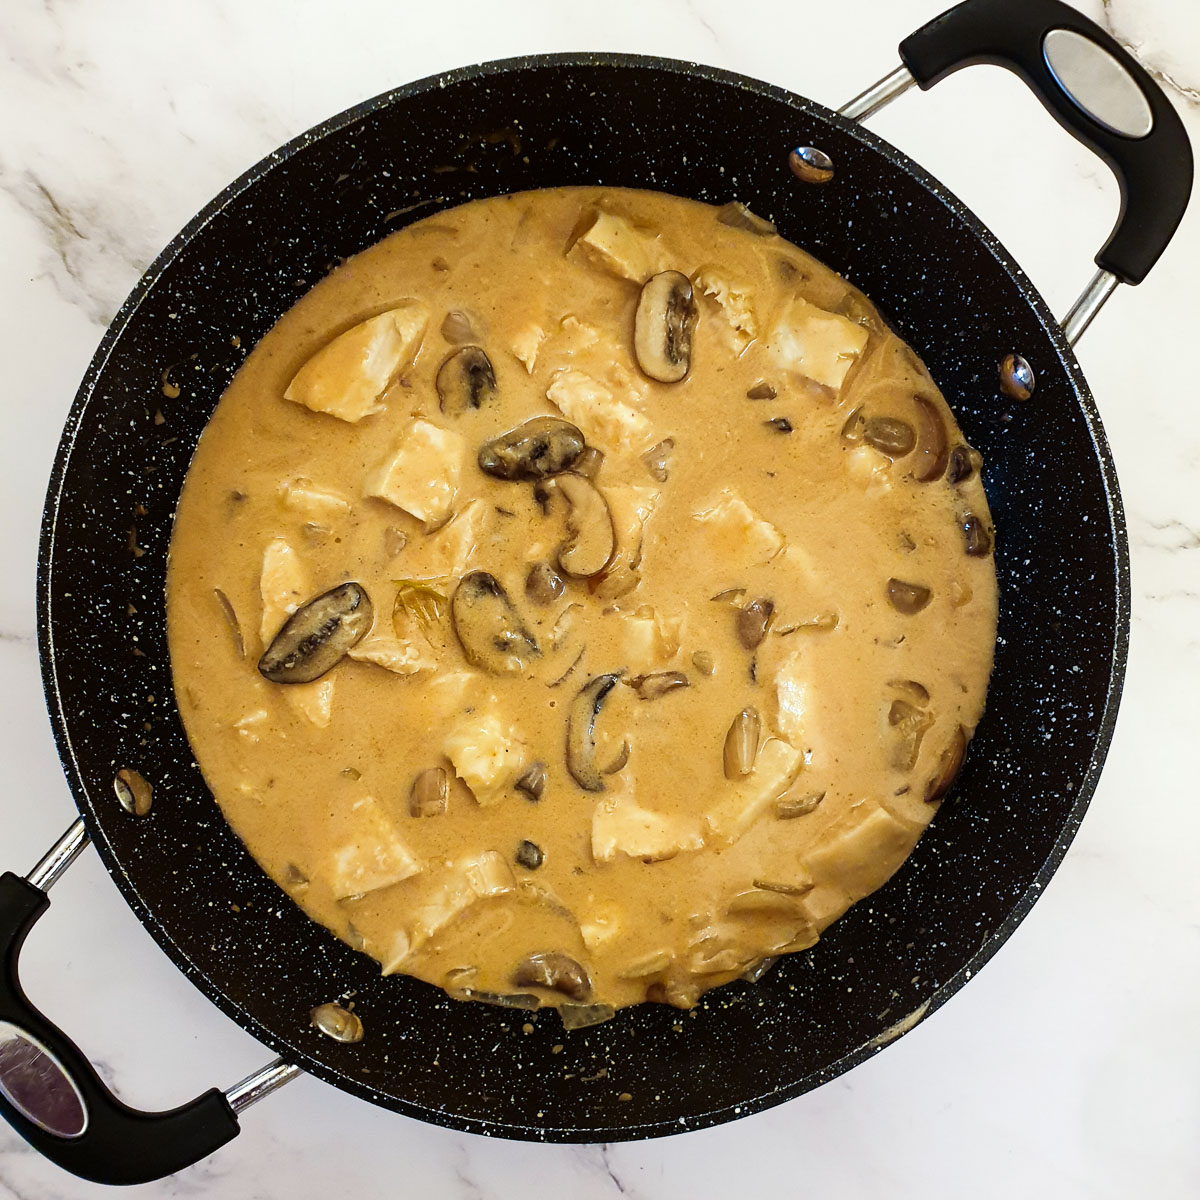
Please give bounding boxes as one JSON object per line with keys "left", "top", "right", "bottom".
{"left": 34, "top": 51, "right": 1130, "bottom": 1142}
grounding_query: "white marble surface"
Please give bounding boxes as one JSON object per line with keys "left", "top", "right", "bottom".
{"left": 1, "top": 0, "right": 1199, "bottom": 1195}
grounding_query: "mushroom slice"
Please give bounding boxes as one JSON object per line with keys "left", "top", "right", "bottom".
{"left": 525, "top": 561, "right": 566, "bottom": 606}
{"left": 515, "top": 840, "right": 544, "bottom": 869}
{"left": 863, "top": 416, "right": 916, "bottom": 458}
{"left": 628, "top": 671, "right": 689, "bottom": 700}
{"left": 723, "top": 707, "right": 762, "bottom": 780}
{"left": 436, "top": 345, "right": 497, "bottom": 415}
{"left": 515, "top": 761, "right": 547, "bottom": 802}
{"left": 642, "top": 438, "right": 674, "bottom": 482}
{"left": 962, "top": 513, "right": 993, "bottom": 557}
{"left": 886, "top": 578, "right": 932, "bottom": 615}
{"left": 478, "top": 416, "right": 585, "bottom": 481}
{"left": 409, "top": 767, "right": 449, "bottom": 817}
{"left": 450, "top": 571, "right": 540, "bottom": 675}
{"left": 715, "top": 201, "right": 777, "bottom": 237}
{"left": 258, "top": 583, "right": 373, "bottom": 684}
{"left": 911, "top": 394, "right": 950, "bottom": 482}
{"left": 513, "top": 952, "right": 592, "bottom": 1002}
{"left": 634, "top": 271, "right": 698, "bottom": 384}
{"left": 736, "top": 598, "right": 775, "bottom": 650}
{"left": 536, "top": 472, "right": 616, "bottom": 579}
{"left": 440, "top": 308, "right": 480, "bottom": 344}
{"left": 924, "top": 725, "right": 968, "bottom": 803}
{"left": 566, "top": 672, "right": 621, "bottom": 792}
{"left": 946, "top": 444, "right": 980, "bottom": 484}
{"left": 889, "top": 699, "right": 934, "bottom": 771}
{"left": 560, "top": 1003, "right": 616, "bottom": 1030}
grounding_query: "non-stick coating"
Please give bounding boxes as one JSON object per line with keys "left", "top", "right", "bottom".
{"left": 36, "top": 56, "right": 1128, "bottom": 1140}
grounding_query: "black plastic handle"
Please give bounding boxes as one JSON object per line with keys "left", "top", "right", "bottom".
{"left": 899, "top": 0, "right": 1193, "bottom": 284}
{"left": 0, "top": 871, "right": 240, "bottom": 1185}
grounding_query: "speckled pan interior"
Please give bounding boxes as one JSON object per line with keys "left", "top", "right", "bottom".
{"left": 35, "top": 56, "right": 1129, "bottom": 1141}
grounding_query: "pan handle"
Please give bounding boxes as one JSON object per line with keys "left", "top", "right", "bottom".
{"left": 896, "top": 0, "right": 1193, "bottom": 286}
{"left": 0, "top": 838, "right": 241, "bottom": 1183}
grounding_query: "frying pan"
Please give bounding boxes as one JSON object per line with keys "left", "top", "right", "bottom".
{"left": 1, "top": 0, "right": 1192, "bottom": 1184}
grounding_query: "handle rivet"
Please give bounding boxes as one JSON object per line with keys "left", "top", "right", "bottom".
{"left": 789, "top": 146, "right": 834, "bottom": 184}
{"left": 310, "top": 1003, "right": 364, "bottom": 1044}
{"left": 113, "top": 769, "right": 153, "bottom": 816}
{"left": 998, "top": 353, "right": 1035, "bottom": 401}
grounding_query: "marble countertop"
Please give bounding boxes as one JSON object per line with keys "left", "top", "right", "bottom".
{"left": 2, "top": 0, "right": 1199, "bottom": 1196}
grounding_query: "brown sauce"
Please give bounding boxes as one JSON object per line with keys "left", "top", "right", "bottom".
{"left": 166, "top": 187, "right": 997, "bottom": 1022}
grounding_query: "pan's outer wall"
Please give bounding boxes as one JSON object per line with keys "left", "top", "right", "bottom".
{"left": 36, "top": 56, "right": 1128, "bottom": 1141}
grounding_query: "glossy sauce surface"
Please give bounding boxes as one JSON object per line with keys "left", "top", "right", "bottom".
{"left": 166, "top": 187, "right": 997, "bottom": 1020}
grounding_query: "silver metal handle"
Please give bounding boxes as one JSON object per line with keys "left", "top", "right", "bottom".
{"left": 837, "top": 64, "right": 1121, "bottom": 344}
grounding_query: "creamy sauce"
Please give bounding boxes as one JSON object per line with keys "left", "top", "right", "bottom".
{"left": 166, "top": 187, "right": 997, "bottom": 1020}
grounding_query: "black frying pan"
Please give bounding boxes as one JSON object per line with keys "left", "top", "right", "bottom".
{"left": 1, "top": 0, "right": 1192, "bottom": 1185}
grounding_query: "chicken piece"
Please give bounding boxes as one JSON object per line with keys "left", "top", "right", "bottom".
{"left": 380, "top": 851, "right": 517, "bottom": 973}
{"left": 284, "top": 303, "right": 428, "bottom": 422}
{"left": 694, "top": 269, "right": 757, "bottom": 351}
{"left": 803, "top": 800, "right": 919, "bottom": 899}
{"left": 444, "top": 708, "right": 527, "bottom": 806}
{"left": 580, "top": 903, "right": 624, "bottom": 951}
{"left": 546, "top": 369, "right": 654, "bottom": 456}
{"left": 767, "top": 295, "right": 869, "bottom": 392}
{"left": 614, "top": 605, "right": 682, "bottom": 673}
{"left": 347, "top": 637, "right": 437, "bottom": 675}
{"left": 259, "top": 537, "right": 307, "bottom": 645}
{"left": 278, "top": 478, "right": 350, "bottom": 520}
{"left": 366, "top": 418, "right": 465, "bottom": 529}
{"left": 705, "top": 738, "right": 805, "bottom": 845}
{"left": 570, "top": 211, "right": 667, "bottom": 283}
{"left": 511, "top": 323, "right": 546, "bottom": 373}
{"left": 402, "top": 499, "right": 493, "bottom": 578}
{"left": 282, "top": 678, "right": 335, "bottom": 728}
{"left": 592, "top": 789, "right": 705, "bottom": 863}
{"left": 693, "top": 490, "right": 785, "bottom": 570}
{"left": 326, "top": 795, "right": 421, "bottom": 900}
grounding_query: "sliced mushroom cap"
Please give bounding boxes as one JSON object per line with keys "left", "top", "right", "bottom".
{"left": 515, "top": 840, "right": 544, "bottom": 869}
{"left": 642, "top": 438, "right": 674, "bottom": 482}
{"left": 962, "top": 513, "right": 993, "bottom": 557}
{"left": 736, "top": 599, "right": 775, "bottom": 649}
{"left": 723, "top": 707, "right": 762, "bottom": 779}
{"left": 440, "top": 308, "right": 480, "bottom": 344}
{"left": 946, "top": 444, "right": 980, "bottom": 484}
{"left": 924, "top": 725, "right": 968, "bottom": 803}
{"left": 634, "top": 270, "right": 698, "bottom": 384}
{"left": 525, "top": 561, "right": 565, "bottom": 606}
{"left": 886, "top": 578, "right": 932, "bottom": 615}
{"left": 628, "top": 671, "right": 689, "bottom": 700}
{"left": 513, "top": 951, "right": 592, "bottom": 1002}
{"left": 775, "top": 790, "right": 825, "bottom": 818}
{"left": 310, "top": 1003, "right": 364, "bottom": 1043}
{"left": 478, "top": 416, "right": 585, "bottom": 481}
{"left": 889, "top": 699, "right": 934, "bottom": 770}
{"left": 715, "top": 201, "right": 777, "bottom": 237}
{"left": 436, "top": 345, "right": 497, "bottom": 415}
{"left": 911, "top": 394, "right": 950, "bottom": 482}
{"left": 566, "top": 672, "right": 621, "bottom": 792}
{"left": 450, "top": 571, "right": 540, "bottom": 674}
{"left": 863, "top": 416, "right": 916, "bottom": 458}
{"left": 746, "top": 381, "right": 777, "bottom": 401}
{"left": 409, "top": 767, "right": 449, "bottom": 817}
{"left": 559, "top": 1002, "right": 616, "bottom": 1029}
{"left": 573, "top": 448, "right": 604, "bottom": 482}
{"left": 536, "top": 472, "right": 616, "bottom": 579}
{"left": 258, "top": 582, "right": 373, "bottom": 684}
{"left": 515, "top": 761, "right": 547, "bottom": 802}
